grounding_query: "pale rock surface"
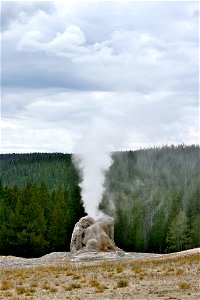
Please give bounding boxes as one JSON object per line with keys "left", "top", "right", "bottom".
{"left": 70, "top": 215, "right": 120, "bottom": 254}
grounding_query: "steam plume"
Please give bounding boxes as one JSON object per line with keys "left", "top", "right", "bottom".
{"left": 73, "top": 117, "right": 122, "bottom": 218}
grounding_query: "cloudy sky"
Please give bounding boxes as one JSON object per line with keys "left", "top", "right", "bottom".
{"left": 1, "top": 0, "right": 199, "bottom": 153}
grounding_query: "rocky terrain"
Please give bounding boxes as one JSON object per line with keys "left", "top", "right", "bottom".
{"left": 0, "top": 248, "right": 200, "bottom": 299}
{"left": 0, "top": 251, "right": 160, "bottom": 268}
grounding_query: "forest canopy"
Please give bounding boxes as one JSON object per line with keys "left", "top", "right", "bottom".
{"left": 0, "top": 145, "right": 199, "bottom": 257}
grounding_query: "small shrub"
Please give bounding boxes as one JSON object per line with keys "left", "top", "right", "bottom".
{"left": 179, "top": 282, "right": 191, "bottom": 289}
{"left": 64, "top": 285, "right": 72, "bottom": 291}
{"left": 71, "top": 283, "right": 81, "bottom": 289}
{"left": 132, "top": 267, "right": 143, "bottom": 273}
{"left": 65, "top": 282, "right": 81, "bottom": 290}
{"left": 42, "top": 284, "right": 51, "bottom": 290}
{"left": 16, "top": 286, "right": 27, "bottom": 294}
{"left": 89, "top": 279, "right": 100, "bottom": 288}
{"left": 95, "top": 285, "right": 108, "bottom": 293}
{"left": 116, "top": 279, "right": 128, "bottom": 288}
{"left": 1, "top": 280, "right": 13, "bottom": 290}
{"left": 73, "top": 274, "right": 81, "bottom": 280}
{"left": 176, "top": 269, "right": 184, "bottom": 276}
{"left": 30, "top": 282, "right": 38, "bottom": 288}
{"left": 116, "top": 266, "right": 124, "bottom": 273}
{"left": 49, "top": 287, "right": 57, "bottom": 292}
{"left": 65, "top": 270, "right": 74, "bottom": 276}
{"left": 167, "top": 267, "right": 174, "bottom": 272}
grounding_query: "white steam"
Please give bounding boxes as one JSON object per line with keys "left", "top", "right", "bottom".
{"left": 73, "top": 117, "right": 123, "bottom": 218}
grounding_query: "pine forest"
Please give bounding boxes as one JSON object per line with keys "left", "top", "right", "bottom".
{"left": 0, "top": 145, "right": 199, "bottom": 257}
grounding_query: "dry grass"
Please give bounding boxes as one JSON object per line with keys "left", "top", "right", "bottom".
{"left": 15, "top": 286, "right": 25, "bottom": 294}
{"left": 1, "top": 280, "right": 13, "bottom": 291}
{"left": 64, "top": 282, "right": 81, "bottom": 291}
{"left": 116, "top": 278, "right": 129, "bottom": 288}
{"left": 179, "top": 282, "right": 191, "bottom": 289}
{"left": 89, "top": 278, "right": 100, "bottom": 287}
{"left": 0, "top": 251, "right": 199, "bottom": 299}
{"left": 115, "top": 266, "right": 124, "bottom": 273}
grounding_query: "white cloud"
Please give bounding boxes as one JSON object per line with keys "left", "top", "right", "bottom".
{"left": 1, "top": 1, "right": 199, "bottom": 153}
{"left": 1, "top": 90, "right": 198, "bottom": 153}
{"left": 18, "top": 25, "right": 88, "bottom": 58}
{"left": 1, "top": 118, "right": 76, "bottom": 153}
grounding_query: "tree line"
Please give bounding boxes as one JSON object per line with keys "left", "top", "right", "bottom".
{"left": 0, "top": 181, "right": 84, "bottom": 257}
{"left": 0, "top": 145, "right": 199, "bottom": 257}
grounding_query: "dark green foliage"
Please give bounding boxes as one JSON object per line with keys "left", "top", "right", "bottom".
{"left": 192, "top": 214, "right": 200, "bottom": 247}
{"left": 0, "top": 154, "right": 85, "bottom": 257}
{"left": 47, "top": 186, "right": 67, "bottom": 251}
{"left": 0, "top": 145, "right": 199, "bottom": 257}
{"left": 166, "top": 210, "right": 193, "bottom": 252}
{"left": 0, "top": 182, "right": 84, "bottom": 257}
{"left": 103, "top": 145, "right": 200, "bottom": 253}
{"left": 0, "top": 153, "right": 77, "bottom": 190}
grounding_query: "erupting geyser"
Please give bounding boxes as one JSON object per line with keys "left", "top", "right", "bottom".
{"left": 70, "top": 214, "right": 120, "bottom": 254}
{"left": 73, "top": 117, "right": 124, "bottom": 219}
{"left": 71, "top": 118, "right": 124, "bottom": 253}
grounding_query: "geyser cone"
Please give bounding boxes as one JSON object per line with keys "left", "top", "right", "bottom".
{"left": 70, "top": 214, "right": 120, "bottom": 254}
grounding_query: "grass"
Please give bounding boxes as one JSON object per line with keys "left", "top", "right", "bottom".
{"left": 94, "top": 284, "right": 108, "bottom": 293}
{"left": 116, "top": 279, "right": 129, "bottom": 288}
{"left": 49, "top": 287, "right": 57, "bottom": 292}
{"left": 89, "top": 279, "right": 100, "bottom": 287}
{"left": 1, "top": 280, "right": 13, "bottom": 290}
{"left": 131, "top": 265, "right": 144, "bottom": 273}
{"left": 30, "top": 282, "right": 38, "bottom": 288}
{"left": 176, "top": 268, "right": 184, "bottom": 276}
{"left": 73, "top": 274, "right": 81, "bottom": 279}
{"left": 41, "top": 283, "right": 50, "bottom": 289}
{"left": 65, "top": 270, "right": 74, "bottom": 276}
{"left": 179, "top": 282, "right": 191, "bottom": 289}
{"left": 1, "top": 251, "right": 199, "bottom": 299}
{"left": 15, "top": 286, "right": 27, "bottom": 294}
{"left": 64, "top": 282, "right": 81, "bottom": 291}
{"left": 70, "top": 283, "right": 81, "bottom": 289}
{"left": 89, "top": 278, "right": 108, "bottom": 293}
{"left": 115, "top": 266, "right": 124, "bottom": 273}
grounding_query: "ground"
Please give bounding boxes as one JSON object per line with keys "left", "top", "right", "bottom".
{"left": 0, "top": 248, "right": 199, "bottom": 299}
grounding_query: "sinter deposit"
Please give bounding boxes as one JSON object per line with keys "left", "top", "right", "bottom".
{"left": 70, "top": 215, "right": 121, "bottom": 254}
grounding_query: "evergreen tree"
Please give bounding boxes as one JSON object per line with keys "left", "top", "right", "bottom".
{"left": 0, "top": 179, "right": 4, "bottom": 199}
{"left": 0, "top": 200, "right": 9, "bottom": 253}
{"left": 192, "top": 214, "right": 200, "bottom": 247}
{"left": 11, "top": 183, "right": 48, "bottom": 257}
{"left": 149, "top": 210, "right": 168, "bottom": 253}
{"left": 187, "top": 186, "right": 200, "bottom": 218}
{"left": 114, "top": 204, "right": 127, "bottom": 249}
{"left": 47, "top": 186, "right": 67, "bottom": 251}
{"left": 38, "top": 182, "right": 51, "bottom": 221}
{"left": 166, "top": 210, "right": 193, "bottom": 252}
{"left": 0, "top": 146, "right": 199, "bottom": 256}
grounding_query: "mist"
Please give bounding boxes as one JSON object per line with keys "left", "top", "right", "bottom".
{"left": 73, "top": 117, "right": 124, "bottom": 218}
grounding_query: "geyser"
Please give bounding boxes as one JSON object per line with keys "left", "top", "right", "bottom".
{"left": 73, "top": 117, "right": 123, "bottom": 218}
{"left": 70, "top": 214, "right": 120, "bottom": 254}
